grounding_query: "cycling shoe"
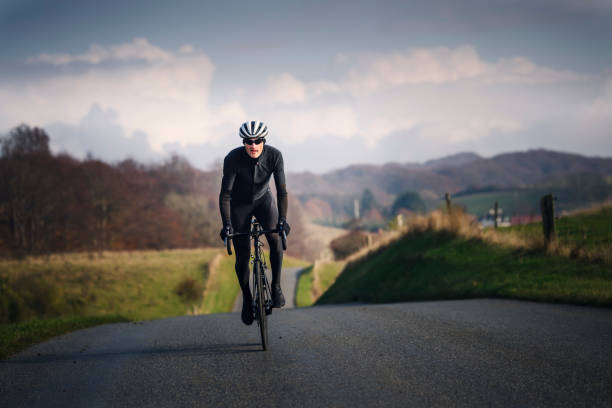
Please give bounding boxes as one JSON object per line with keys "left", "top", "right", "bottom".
{"left": 271, "top": 285, "right": 285, "bottom": 308}
{"left": 241, "top": 298, "right": 254, "bottom": 325}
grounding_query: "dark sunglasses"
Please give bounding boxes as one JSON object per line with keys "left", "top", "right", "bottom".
{"left": 244, "top": 138, "right": 265, "bottom": 145}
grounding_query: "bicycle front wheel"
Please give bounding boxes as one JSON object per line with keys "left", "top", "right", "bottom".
{"left": 254, "top": 261, "right": 268, "bottom": 350}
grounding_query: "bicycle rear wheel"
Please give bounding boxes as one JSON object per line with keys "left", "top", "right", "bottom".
{"left": 254, "top": 261, "right": 268, "bottom": 350}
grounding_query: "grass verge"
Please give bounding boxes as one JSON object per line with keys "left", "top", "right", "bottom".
{"left": 313, "top": 261, "right": 346, "bottom": 298}
{"left": 0, "top": 315, "right": 128, "bottom": 359}
{"left": 296, "top": 261, "right": 346, "bottom": 307}
{"left": 317, "top": 229, "right": 612, "bottom": 306}
{"left": 295, "top": 265, "right": 314, "bottom": 307}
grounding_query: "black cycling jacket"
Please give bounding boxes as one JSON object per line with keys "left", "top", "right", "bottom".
{"left": 219, "top": 144, "right": 288, "bottom": 226}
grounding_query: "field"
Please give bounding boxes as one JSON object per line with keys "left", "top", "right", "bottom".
{"left": 1, "top": 249, "right": 219, "bottom": 323}
{"left": 496, "top": 205, "right": 612, "bottom": 261}
{"left": 0, "top": 249, "right": 218, "bottom": 358}
{"left": 453, "top": 187, "right": 611, "bottom": 219}
{"left": 452, "top": 190, "right": 543, "bottom": 218}
{"left": 317, "top": 229, "right": 612, "bottom": 307}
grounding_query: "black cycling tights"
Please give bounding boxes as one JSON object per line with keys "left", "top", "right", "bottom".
{"left": 231, "top": 192, "right": 283, "bottom": 297}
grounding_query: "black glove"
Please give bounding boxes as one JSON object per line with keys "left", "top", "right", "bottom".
{"left": 277, "top": 217, "right": 290, "bottom": 236}
{"left": 220, "top": 225, "right": 233, "bottom": 241}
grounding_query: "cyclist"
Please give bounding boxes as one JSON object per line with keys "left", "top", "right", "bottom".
{"left": 219, "top": 121, "right": 290, "bottom": 325}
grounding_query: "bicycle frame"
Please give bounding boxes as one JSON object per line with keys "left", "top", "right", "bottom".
{"left": 250, "top": 222, "right": 273, "bottom": 317}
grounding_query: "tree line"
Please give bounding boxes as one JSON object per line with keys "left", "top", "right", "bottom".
{"left": 0, "top": 124, "right": 224, "bottom": 257}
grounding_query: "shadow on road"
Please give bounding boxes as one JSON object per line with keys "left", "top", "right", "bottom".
{"left": 3, "top": 342, "right": 262, "bottom": 364}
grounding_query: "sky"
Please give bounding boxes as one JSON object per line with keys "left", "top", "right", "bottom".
{"left": 1, "top": 0, "right": 611, "bottom": 173}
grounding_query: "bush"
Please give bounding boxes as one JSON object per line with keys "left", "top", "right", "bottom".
{"left": 0, "top": 282, "right": 25, "bottom": 323}
{"left": 174, "top": 277, "right": 204, "bottom": 304}
{"left": 330, "top": 231, "right": 369, "bottom": 260}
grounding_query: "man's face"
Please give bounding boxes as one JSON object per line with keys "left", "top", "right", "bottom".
{"left": 244, "top": 138, "right": 264, "bottom": 158}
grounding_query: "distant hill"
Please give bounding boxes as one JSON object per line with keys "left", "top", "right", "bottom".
{"left": 436, "top": 150, "right": 612, "bottom": 189}
{"left": 288, "top": 149, "right": 612, "bottom": 197}
{"left": 423, "top": 152, "right": 482, "bottom": 169}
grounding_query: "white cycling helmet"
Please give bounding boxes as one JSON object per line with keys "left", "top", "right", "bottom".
{"left": 239, "top": 121, "right": 268, "bottom": 139}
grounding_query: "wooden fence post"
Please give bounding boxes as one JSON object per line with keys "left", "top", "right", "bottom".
{"left": 445, "top": 192, "right": 451, "bottom": 213}
{"left": 540, "top": 194, "right": 556, "bottom": 244}
{"left": 494, "top": 202, "right": 499, "bottom": 229}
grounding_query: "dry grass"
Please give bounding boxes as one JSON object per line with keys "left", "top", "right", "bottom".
{"left": 334, "top": 205, "right": 610, "bottom": 275}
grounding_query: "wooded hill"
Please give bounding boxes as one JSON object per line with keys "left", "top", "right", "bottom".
{"left": 0, "top": 125, "right": 222, "bottom": 256}
{"left": 288, "top": 150, "right": 612, "bottom": 221}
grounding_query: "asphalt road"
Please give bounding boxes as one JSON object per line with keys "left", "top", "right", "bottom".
{"left": 2, "top": 299, "right": 611, "bottom": 407}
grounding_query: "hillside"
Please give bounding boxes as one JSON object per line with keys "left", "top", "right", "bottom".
{"left": 316, "top": 227, "right": 612, "bottom": 307}
{"left": 288, "top": 149, "right": 612, "bottom": 196}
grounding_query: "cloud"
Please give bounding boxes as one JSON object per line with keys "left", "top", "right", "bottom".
{"left": 3, "top": 40, "right": 609, "bottom": 172}
{"left": 267, "top": 73, "right": 307, "bottom": 104}
{"left": 268, "top": 105, "right": 359, "bottom": 143}
{"left": 27, "top": 38, "right": 172, "bottom": 65}
{"left": 259, "top": 44, "right": 598, "bottom": 155}
{"left": 267, "top": 45, "right": 588, "bottom": 102}
{"left": 47, "top": 104, "right": 163, "bottom": 162}
{"left": 2, "top": 38, "right": 246, "bottom": 153}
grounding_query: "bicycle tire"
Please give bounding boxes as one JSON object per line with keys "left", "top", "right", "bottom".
{"left": 254, "top": 261, "right": 268, "bottom": 350}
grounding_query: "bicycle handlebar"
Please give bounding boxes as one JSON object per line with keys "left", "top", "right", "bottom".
{"left": 224, "top": 228, "right": 287, "bottom": 255}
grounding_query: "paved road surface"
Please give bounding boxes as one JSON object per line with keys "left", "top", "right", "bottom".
{"left": 232, "top": 267, "right": 302, "bottom": 312}
{"left": 2, "top": 299, "right": 611, "bottom": 407}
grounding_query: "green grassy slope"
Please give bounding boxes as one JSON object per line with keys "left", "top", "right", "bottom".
{"left": 316, "top": 230, "right": 611, "bottom": 307}
{"left": 1, "top": 249, "right": 218, "bottom": 358}
{"left": 1, "top": 249, "right": 219, "bottom": 323}
{"left": 295, "top": 265, "right": 314, "bottom": 307}
{"left": 498, "top": 205, "right": 612, "bottom": 253}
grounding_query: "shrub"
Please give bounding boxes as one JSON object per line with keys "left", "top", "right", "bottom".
{"left": 174, "top": 277, "right": 204, "bottom": 304}
{"left": 0, "top": 282, "right": 25, "bottom": 323}
{"left": 330, "top": 231, "right": 370, "bottom": 260}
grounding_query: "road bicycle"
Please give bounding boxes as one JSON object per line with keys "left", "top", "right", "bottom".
{"left": 224, "top": 219, "right": 287, "bottom": 350}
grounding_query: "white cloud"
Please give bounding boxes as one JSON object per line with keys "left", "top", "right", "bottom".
{"left": 267, "top": 45, "right": 588, "bottom": 103}
{"left": 344, "top": 46, "right": 488, "bottom": 94}
{"left": 3, "top": 39, "right": 245, "bottom": 152}
{"left": 3, "top": 40, "right": 608, "bottom": 171}
{"left": 27, "top": 38, "right": 172, "bottom": 65}
{"left": 267, "top": 73, "right": 307, "bottom": 104}
{"left": 268, "top": 106, "right": 359, "bottom": 143}
{"left": 260, "top": 45, "right": 595, "bottom": 153}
